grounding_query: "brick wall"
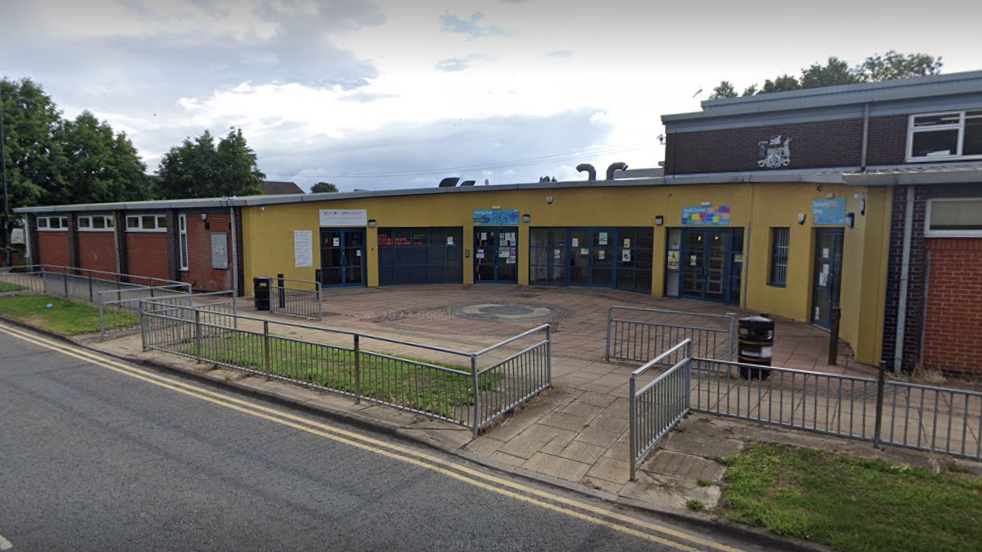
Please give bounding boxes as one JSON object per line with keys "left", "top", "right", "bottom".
{"left": 181, "top": 212, "right": 232, "bottom": 292}
{"left": 922, "top": 238, "right": 982, "bottom": 374}
{"left": 125, "top": 232, "right": 171, "bottom": 283}
{"left": 664, "top": 114, "right": 915, "bottom": 175}
{"left": 76, "top": 232, "right": 117, "bottom": 275}
{"left": 881, "top": 186, "right": 928, "bottom": 373}
{"left": 36, "top": 231, "right": 71, "bottom": 267}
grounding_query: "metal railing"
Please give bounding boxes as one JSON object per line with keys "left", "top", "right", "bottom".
{"left": 37, "top": 264, "right": 190, "bottom": 303}
{"left": 691, "top": 357, "right": 982, "bottom": 462}
{"left": 268, "top": 276, "right": 322, "bottom": 320}
{"left": 139, "top": 304, "right": 551, "bottom": 436}
{"left": 629, "top": 339, "right": 693, "bottom": 481}
{"left": 0, "top": 266, "right": 44, "bottom": 294}
{"left": 606, "top": 306, "right": 735, "bottom": 364}
{"left": 99, "top": 290, "right": 235, "bottom": 338}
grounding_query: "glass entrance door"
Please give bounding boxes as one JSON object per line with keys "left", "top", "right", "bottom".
{"left": 812, "top": 229, "right": 844, "bottom": 329}
{"left": 320, "top": 229, "right": 366, "bottom": 287}
{"left": 679, "top": 229, "right": 743, "bottom": 305}
{"left": 474, "top": 227, "right": 518, "bottom": 283}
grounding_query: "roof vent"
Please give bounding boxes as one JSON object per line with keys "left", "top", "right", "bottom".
{"left": 438, "top": 177, "right": 460, "bottom": 188}
{"left": 576, "top": 163, "right": 596, "bottom": 181}
{"left": 606, "top": 162, "right": 628, "bottom": 180}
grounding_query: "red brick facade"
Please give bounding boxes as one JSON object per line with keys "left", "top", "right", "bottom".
{"left": 922, "top": 238, "right": 982, "bottom": 375}
{"left": 664, "top": 115, "right": 909, "bottom": 175}
{"left": 181, "top": 213, "right": 232, "bottom": 292}
{"left": 76, "top": 232, "right": 118, "bottom": 275}
{"left": 125, "top": 232, "right": 171, "bottom": 283}
{"left": 36, "top": 231, "right": 71, "bottom": 267}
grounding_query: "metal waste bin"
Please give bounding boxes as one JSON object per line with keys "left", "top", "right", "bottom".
{"left": 254, "top": 277, "right": 271, "bottom": 311}
{"left": 738, "top": 314, "right": 774, "bottom": 379}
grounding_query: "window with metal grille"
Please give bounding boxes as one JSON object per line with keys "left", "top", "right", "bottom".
{"left": 769, "top": 228, "right": 789, "bottom": 287}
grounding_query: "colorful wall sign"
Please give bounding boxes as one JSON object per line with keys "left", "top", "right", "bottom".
{"left": 812, "top": 198, "right": 846, "bottom": 226}
{"left": 682, "top": 205, "right": 731, "bottom": 226}
{"left": 473, "top": 209, "right": 520, "bottom": 226}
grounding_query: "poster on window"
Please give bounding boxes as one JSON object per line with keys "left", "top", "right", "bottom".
{"left": 622, "top": 249, "right": 632, "bottom": 262}
{"left": 597, "top": 250, "right": 605, "bottom": 261}
{"left": 599, "top": 232, "right": 608, "bottom": 245}
{"left": 294, "top": 230, "right": 313, "bottom": 268}
{"left": 667, "top": 251, "right": 681, "bottom": 271}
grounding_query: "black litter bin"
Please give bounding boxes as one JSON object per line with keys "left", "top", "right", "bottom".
{"left": 738, "top": 315, "right": 774, "bottom": 380}
{"left": 254, "top": 277, "right": 272, "bottom": 311}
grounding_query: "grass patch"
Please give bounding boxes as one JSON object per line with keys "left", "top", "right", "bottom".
{"left": 0, "top": 281, "right": 27, "bottom": 293}
{"left": 0, "top": 294, "right": 138, "bottom": 336}
{"left": 718, "top": 443, "right": 982, "bottom": 552}
{"left": 685, "top": 499, "right": 706, "bottom": 512}
{"left": 173, "top": 332, "right": 502, "bottom": 420}
{"left": 696, "top": 477, "right": 714, "bottom": 487}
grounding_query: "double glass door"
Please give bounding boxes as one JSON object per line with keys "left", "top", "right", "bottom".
{"left": 567, "top": 229, "right": 614, "bottom": 286}
{"left": 474, "top": 227, "right": 518, "bottom": 283}
{"left": 680, "top": 229, "right": 743, "bottom": 305}
{"left": 320, "top": 229, "right": 365, "bottom": 287}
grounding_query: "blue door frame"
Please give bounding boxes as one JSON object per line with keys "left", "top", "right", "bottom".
{"left": 474, "top": 227, "right": 518, "bottom": 283}
{"left": 319, "top": 228, "right": 366, "bottom": 287}
{"left": 679, "top": 228, "right": 742, "bottom": 305}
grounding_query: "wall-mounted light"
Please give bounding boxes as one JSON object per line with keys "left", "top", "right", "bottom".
{"left": 368, "top": 219, "right": 377, "bottom": 228}
{"left": 655, "top": 215, "right": 664, "bottom": 226}
{"left": 200, "top": 213, "right": 208, "bottom": 221}
{"left": 845, "top": 213, "right": 855, "bottom": 228}
{"left": 860, "top": 199, "right": 866, "bottom": 216}
{"left": 521, "top": 214, "right": 531, "bottom": 224}
{"left": 700, "top": 201, "right": 711, "bottom": 207}
{"left": 797, "top": 212, "right": 807, "bottom": 225}
{"left": 546, "top": 196, "right": 554, "bottom": 205}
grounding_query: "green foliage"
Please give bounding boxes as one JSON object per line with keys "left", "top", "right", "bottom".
{"left": 709, "top": 51, "right": 943, "bottom": 99}
{"left": 310, "top": 182, "right": 339, "bottom": 193}
{"left": 156, "top": 128, "right": 265, "bottom": 199}
{"left": 718, "top": 443, "right": 982, "bottom": 552}
{"left": 0, "top": 78, "right": 64, "bottom": 208}
{"left": 696, "top": 477, "right": 713, "bottom": 487}
{"left": 708, "top": 81, "right": 738, "bottom": 100}
{"left": 58, "top": 111, "right": 150, "bottom": 204}
{"left": 0, "top": 281, "right": 26, "bottom": 293}
{"left": 685, "top": 499, "right": 706, "bottom": 512}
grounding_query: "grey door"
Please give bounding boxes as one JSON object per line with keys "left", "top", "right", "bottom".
{"left": 811, "top": 229, "right": 844, "bottom": 329}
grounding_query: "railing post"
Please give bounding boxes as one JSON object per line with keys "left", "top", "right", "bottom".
{"left": 98, "top": 294, "right": 106, "bottom": 339}
{"left": 317, "top": 283, "right": 323, "bottom": 321}
{"left": 472, "top": 354, "right": 480, "bottom": 439}
{"left": 277, "top": 273, "right": 286, "bottom": 309}
{"left": 605, "top": 307, "right": 613, "bottom": 361}
{"left": 874, "top": 365, "right": 886, "bottom": 449}
{"left": 546, "top": 324, "right": 553, "bottom": 386}
{"left": 140, "top": 300, "right": 149, "bottom": 352}
{"left": 195, "top": 309, "right": 203, "bottom": 364}
{"left": 353, "top": 334, "right": 361, "bottom": 404}
{"left": 263, "top": 321, "right": 271, "bottom": 380}
{"left": 628, "top": 374, "right": 638, "bottom": 481}
{"left": 63, "top": 271, "right": 68, "bottom": 297}
{"left": 684, "top": 340, "right": 693, "bottom": 411}
{"left": 88, "top": 273, "right": 94, "bottom": 302}
{"left": 828, "top": 306, "right": 841, "bottom": 366}
{"left": 728, "top": 317, "right": 736, "bottom": 362}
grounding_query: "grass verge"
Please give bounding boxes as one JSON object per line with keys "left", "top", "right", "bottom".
{"left": 167, "top": 332, "right": 502, "bottom": 420}
{"left": 0, "top": 281, "right": 27, "bottom": 293}
{"left": 718, "top": 443, "right": 982, "bottom": 552}
{"left": 0, "top": 294, "right": 138, "bottom": 336}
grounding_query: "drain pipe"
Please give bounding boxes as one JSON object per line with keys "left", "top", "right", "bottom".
{"left": 892, "top": 186, "right": 915, "bottom": 375}
{"left": 860, "top": 103, "right": 870, "bottom": 171}
{"left": 228, "top": 201, "right": 239, "bottom": 297}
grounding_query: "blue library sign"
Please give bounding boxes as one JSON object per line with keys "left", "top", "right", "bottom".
{"left": 812, "top": 198, "right": 846, "bottom": 226}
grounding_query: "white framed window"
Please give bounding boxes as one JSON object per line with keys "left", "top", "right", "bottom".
{"left": 178, "top": 214, "right": 189, "bottom": 270}
{"left": 907, "top": 109, "right": 982, "bottom": 162}
{"left": 78, "top": 215, "right": 115, "bottom": 231}
{"left": 926, "top": 198, "right": 982, "bottom": 237}
{"left": 37, "top": 216, "right": 69, "bottom": 231}
{"left": 125, "top": 214, "right": 168, "bottom": 232}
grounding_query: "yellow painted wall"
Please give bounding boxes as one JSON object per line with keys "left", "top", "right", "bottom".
{"left": 241, "top": 182, "right": 891, "bottom": 365}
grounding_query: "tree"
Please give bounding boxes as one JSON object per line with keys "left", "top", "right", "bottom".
{"left": 857, "top": 51, "right": 942, "bottom": 82}
{"left": 0, "top": 78, "right": 64, "bottom": 209}
{"left": 57, "top": 111, "right": 150, "bottom": 204}
{"left": 310, "top": 182, "right": 338, "bottom": 193}
{"left": 708, "top": 81, "right": 737, "bottom": 100}
{"left": 709, "top": 51, "right": 942, "bottom": 98}
{"left": 800, "top": 57, "right": 861, "bottom": 89}
{"left": 156, "top": 128, "right": 265, "bottom": 199}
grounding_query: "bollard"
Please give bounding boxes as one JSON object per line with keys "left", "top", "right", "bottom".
{"left": 353, "top": 334, "right": 361, "bottom": 404}
{"left": 738, "top": 314, "right": 774, "bottom": 380}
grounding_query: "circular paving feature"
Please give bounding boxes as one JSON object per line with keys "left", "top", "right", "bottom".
{"left": 452, "top": 302, "right": 569, "bottom": 322}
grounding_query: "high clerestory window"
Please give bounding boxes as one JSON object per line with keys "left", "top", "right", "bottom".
{"left": 926, "top": 198, "right": 982, "bottom": 237}
{"left": 907, "top": 110, "right": 982, "bottom": 162}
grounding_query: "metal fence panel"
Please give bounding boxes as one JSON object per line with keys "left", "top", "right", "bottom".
{"left": 607, "top": 306, "right": 734, "bottom": 364}
{"left": 269, "top": 278, "right": 322, "bottom": 320}
{"left": 629, "top": 340, "right": 692, "bottom": 481}
{"left": 0, "top": 267, "right": 44, "bottom": 293}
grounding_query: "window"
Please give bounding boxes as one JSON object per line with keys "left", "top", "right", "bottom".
{"left": 37, "top": 216, "right": 69, "bottom": 231}
{"left": 769, "top": 228, "right": 789, "bottom": 287}
{"left": 907, "top": 110, "right": 982, "bottom": 161}
{"left": 125, "top": 214, "right": 168, "bottom": 232}
{"left": 77, "top": 215, "right": 114, "bottom": 231}
{"left": 178, "top": 214, "right": 189, "bottom": 270}
{"left": 926, "top": 198, "right": 982, "bottom": 237}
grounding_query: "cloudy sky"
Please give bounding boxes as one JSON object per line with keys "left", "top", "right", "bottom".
{"left": 2, "top": 0, "right": 979, "bottom": 192}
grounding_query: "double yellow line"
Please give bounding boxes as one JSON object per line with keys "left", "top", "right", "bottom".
{"left": 0, "top": 323, "right": 745, "bottom": 552}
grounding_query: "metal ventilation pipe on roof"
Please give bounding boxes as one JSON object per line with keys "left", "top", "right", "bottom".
{"left": 606, "top": 162, "right": 628, "bottom": 180}
{"left": 576, "top": 163, "right": 596, "bottom": 181}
